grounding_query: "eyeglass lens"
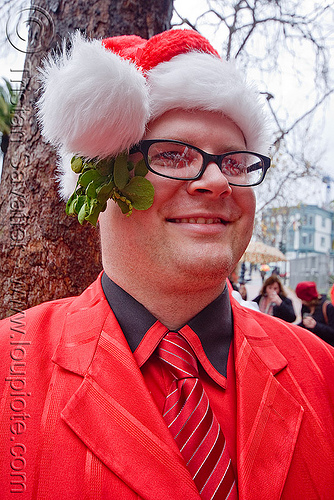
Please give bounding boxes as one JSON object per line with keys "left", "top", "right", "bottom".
{"left": 146, "top": 142, "right": 264, "bottom": 185}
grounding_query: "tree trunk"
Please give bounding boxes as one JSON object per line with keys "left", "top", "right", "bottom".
{"left": 0, "top": 0, "right": 173, "bottom": 319}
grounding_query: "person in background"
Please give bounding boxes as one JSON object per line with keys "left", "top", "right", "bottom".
{"left": 238, "top": 282, "right": 248, "bottom": 301}
{"left": 271, "top": 266, "right": 279, "bottom": 276}
{"left": 228, "top": 264, "right": 258, "bottom": 310}
{"left": 296, "top": 281, "right": 334, "bottom": 347}
{"left": 228, "top": 264, "right": 241, "bottom": 292}
{"left": 259, "top": 264, "right": 269, "bottom": 282}
{"left": 253, "top": 275, "right": 296, "bottom": 323}
{"left": 228, "top": 263, "right": 247, "bottom": 300}
{"left": 330, "top": 283, "right": 334, "bottom": 305}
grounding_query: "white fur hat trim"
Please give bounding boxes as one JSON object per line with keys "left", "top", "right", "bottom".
{"left": 55, "top": 149, "right": 79, "bottom": 200}
{"left": 37, "top": 32, "right": 149, "bottom": 159}
{"left": 148, "top": 52, "right": 269, "bottom": 154}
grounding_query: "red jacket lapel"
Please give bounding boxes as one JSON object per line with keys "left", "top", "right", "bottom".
{"left": 231, "top": 298, "right": 303, "bottom": 500}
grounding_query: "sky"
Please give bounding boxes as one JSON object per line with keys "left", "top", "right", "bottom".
{"left": 1, "top": 0, "right": 333, "bottom": 206}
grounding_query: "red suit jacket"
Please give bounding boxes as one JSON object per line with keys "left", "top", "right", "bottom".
{"left": 1, "top": 276, "right": 334, "bottom": 499}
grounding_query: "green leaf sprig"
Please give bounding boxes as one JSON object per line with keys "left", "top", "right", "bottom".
{"left": 65, "top": 152, "right": 155, "bottom": 226}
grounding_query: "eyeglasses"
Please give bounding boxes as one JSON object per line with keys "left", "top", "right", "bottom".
{"left": 130, "top": 139, "right": 271, "bottom": 187}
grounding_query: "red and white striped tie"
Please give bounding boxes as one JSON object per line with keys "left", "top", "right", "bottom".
{"left": 158, "top": 332, "right": 237, "bottom": 500}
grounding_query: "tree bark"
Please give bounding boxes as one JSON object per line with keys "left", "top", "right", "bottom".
{"left": 0, "top": 0, "right": 173, "bottom": 319}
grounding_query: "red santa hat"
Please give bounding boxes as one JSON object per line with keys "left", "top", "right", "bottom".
{"left": 37, "top": 29, "right": 270, "bottom": 199}
{"left": 295, "top": 281, "right": 319, "bottom": 302}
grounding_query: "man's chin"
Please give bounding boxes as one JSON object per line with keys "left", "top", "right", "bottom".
{"left": 172, "top": 252, "right": 234, "bottom": 283}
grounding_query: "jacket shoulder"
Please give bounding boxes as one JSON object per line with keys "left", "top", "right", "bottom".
{"left": 0, "top": 295, "right": 74, "bottom": 341}
{"left": 232, "top": 294, "right": 334, "bottom": 363}
{"left": 0, "top": 277, "right": 104, "bottom": 345}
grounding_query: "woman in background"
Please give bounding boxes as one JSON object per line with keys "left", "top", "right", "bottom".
{"left": 296, "top": 281, "right": 334, "bottom": 347}
{"left": 253, "top": 275, "right": 296, "bottom": 323}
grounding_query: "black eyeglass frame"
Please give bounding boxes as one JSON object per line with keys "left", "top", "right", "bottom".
{"left": 130, "top": 139, "right": 271, "bottom": 187}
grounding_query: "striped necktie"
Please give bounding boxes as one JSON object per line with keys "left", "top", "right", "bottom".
{"left": 158, "top": 332, "right": 236, "bottom": 500}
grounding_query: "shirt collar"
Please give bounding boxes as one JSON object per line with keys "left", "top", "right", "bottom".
{"left": 101, "top": 271, "right": 233, "bottom": 377}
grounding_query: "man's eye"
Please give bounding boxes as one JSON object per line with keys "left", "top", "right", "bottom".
{"left": 151, "top": 151, "right": 179, "bottom": 163}
{"left": 151, "top": 151, "right": 191, "bottom": 168}
{"left": 221, "top": 158, "right": 246, "bottom": 176}
{"left": 161, "top": 151, "right": 181, "bottom": 160}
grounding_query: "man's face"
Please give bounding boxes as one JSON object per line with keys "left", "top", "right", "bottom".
{"left": 99, "top": 109, "right": 256, "bottom": 289}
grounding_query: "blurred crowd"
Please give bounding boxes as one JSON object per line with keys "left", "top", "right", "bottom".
{"left": 229, "top": 264, "right": 334, "bottom": 348}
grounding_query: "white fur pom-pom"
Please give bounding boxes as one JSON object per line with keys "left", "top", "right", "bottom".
{"left": 37, "top": 32, "right": 150, "bottom": 159}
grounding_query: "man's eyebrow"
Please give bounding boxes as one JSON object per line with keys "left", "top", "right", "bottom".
{"left": 218, "top": 145, "right": 248, "bottom": 153}
{"left": 160, "top": 139, "right": 248, "bottom": 153}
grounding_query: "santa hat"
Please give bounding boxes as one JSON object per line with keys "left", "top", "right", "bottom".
{"left": 37, "top": 29, "right": 270, "bottom": 199}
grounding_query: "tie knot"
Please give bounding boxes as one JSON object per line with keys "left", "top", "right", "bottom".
{"left": 158, "top": 332, "right": 198, "bottom": 380}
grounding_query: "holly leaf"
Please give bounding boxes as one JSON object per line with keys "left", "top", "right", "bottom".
{"left": 74, "top": 195, "right": 86, "bottom": 215}
{"left": 85, "top": 209, "right": 100, "bottom": 226}
{"left": 78, "top": 200, "right": 88, "bottom": 225}
{"left": 71, "top": 156, "right": 83, "bottom": 173}
{"left": 65, "top": 192, "right": 77, "bottom": 216}
{"left": 121, "top": 176, "right": 154, "bottom": 210}
{"left": 114, "top": 153, "right": 129, "bottom": 190}
{"left": 84, "top": 199, "right": 108, "bottom": 226}
{"left": 134, "top": 158, "right": 148, "bottom": 177}
{"left": 66, "top": 152, "right": 154, "bottom": 225}
{"left": 127, "top": 160, "right": 135, "bottom": 172}
{"left": 96, "top": 158, "right": 113, "bottom": 176}
{"left": 116, "top": 198, "right": 131, "bottom": 214}
{"left": 78, "top": 169, "right": 102, "bottom": 188}
{"left": 86, "top": 180, "right": 97, "bottom": 198}
{"left": 96, "top": 179, "right": 115, "bottom": 204}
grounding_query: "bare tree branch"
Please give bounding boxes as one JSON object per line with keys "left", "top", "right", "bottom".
{"left": 273, "top": 88, "right": 334, "bottom": 147}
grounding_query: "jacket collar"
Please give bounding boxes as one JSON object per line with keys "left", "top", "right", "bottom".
{"left": 101, "top": 271, "right": 233, "bottom": 377}
{"left": 52, "top": 276, "right": 289, "bottom": 377}
{"left": 52, "top": 277, "right": 111, "bottom": 376}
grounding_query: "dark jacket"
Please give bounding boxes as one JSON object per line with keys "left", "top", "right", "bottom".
{"left": 299, "top": 296, "right": 334, "bottom": 347}
{"left": 253, "top": 294, "right": 296, "bottom": 323}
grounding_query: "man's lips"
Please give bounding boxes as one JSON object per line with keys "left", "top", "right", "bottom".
{"left": 166, "top": 217, "right": 227, "bottom": 224}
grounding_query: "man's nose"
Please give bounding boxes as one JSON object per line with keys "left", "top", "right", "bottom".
{"left": 186, "top": 161, "right": 232, "bottom": 198}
